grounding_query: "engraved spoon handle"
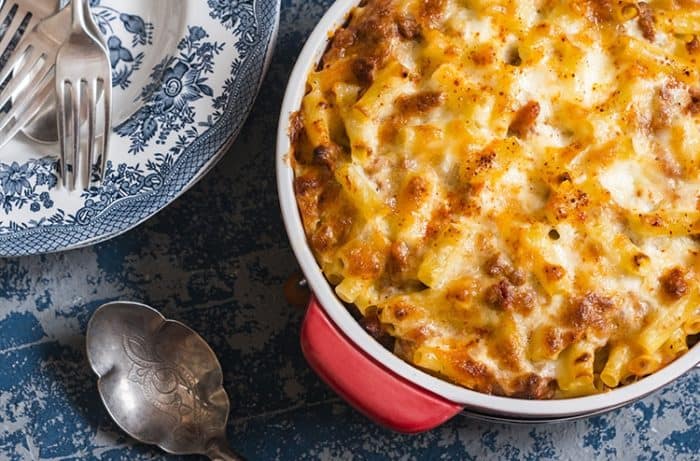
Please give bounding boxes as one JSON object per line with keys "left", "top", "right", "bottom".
{"left": 207, "top": 439, "right": 245, "bottom": 461}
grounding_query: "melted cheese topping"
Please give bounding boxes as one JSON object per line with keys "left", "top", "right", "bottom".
{"left": 292, "top": 0, "right": 700, "bottom": 398}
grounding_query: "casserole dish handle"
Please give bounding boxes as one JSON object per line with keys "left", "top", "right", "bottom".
{"left": 301, "top": 296, "right": 464, "bottom": 433}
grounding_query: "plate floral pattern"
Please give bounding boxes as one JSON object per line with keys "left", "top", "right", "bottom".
{"left": 0, "top": 0, "right": 280, "bottom": 256}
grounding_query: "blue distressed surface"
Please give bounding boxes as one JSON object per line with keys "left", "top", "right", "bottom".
{"left": 1, "top": 1, "right": 698, "bottom": 459}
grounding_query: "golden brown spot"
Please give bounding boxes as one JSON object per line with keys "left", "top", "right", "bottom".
{"left": 322, "top": 1, "right": 397, "bottom": 72}
{"left": 310, "top": 223, "right": 334, "bottom": 251}
{"left": 485, "top": 254, "right": 509, "bottom": 277}
{"left": 421, "top": 0, "right": 447, "bottom": 27}
{"left": 323, "top": 28, "right": 356, "bottom": 65}
{"left": 510, "top": 374, "right": 556, "bottom": 400}
{"left": 485, "top": 280, "right": 515, "bottom": 309}
{"left": 586, "top": 0, "right": 615, "bottom": 23}
{"left": 317, "top": 181, "right": 341, "bottom": 209}
{"left": 455, "top": 358, "right": 487, "bottom": 379}
{"left": 484, "top": 280, "right": 534, "bottom": 314}
{"left": 405, "top": 176, "right": 429, "bottom": 203}
{"left": 633, "top": 253, "right": 650, "bottom": 267}
{"left": 449, "top": 352, "right": 504, "bottom": 396}
{"left": 647, "top": 214, "right": 663, "bottom": 227}
{"left": 653, "top": 82, "right": 687, "bottom": 130}
{"left": 484, "top": 254, "right": 526, "bottom": 286}
{"left": 356, "top": 5, "right": 398, "bottom": 46}
{"left": 346, "top": 243, "right": 385, "bottom": 279}
{"left": 312, "top": 143, "right": 342, "bottom": 169}
{"left": 544, "top": 264, "right": 566, "bottom": 282}
{"left": 476, "top": 151, "right": 497, "bottom": 172}
{"left": 661, "top": 267, "right": 689, "bottom": 299}
{"left": 446, "top": 278, "right": 479, "bottom": 304}
{"left": 424, "top": 206, "right": 452, "bottom": 240}
{"left": 289, "top": 111, "right": 304, "bottom": 146}
{"left": 514, "top": 290, "right": 535, "bottom": 314}
{"left": 508, "top": 101, "right": 540, "bottom": 138}
{"left": 567, "top": 292, "right": 615, "bottom": 332}
{"left": 656, "top": 146, "right": 683, "bottom": 177}
{"left": 392, "top": 301, "right": 414, "bottom": 320}
{"left": 387, "top": 241, "right": 410, "bottom": 276}
{"left": 545, "top": 329, "right": 563, "bottom": 355}
{"left": 396, "top": 16, "right": 421, "bottom": 40}
{"left": 352, "top": 57, "right": 378, "bottom": 86}
{"left": 309, "top": 197, "right": 353, "bottom": 252}
{"left": 492, "top": 339, "right": 521, "bottom": 371}
{"left": 688, "top": 88, "right": 700, "bottom": 115}
{"left": 447, "top": 288, "right": 469, "bottom": 303}
{"left": 379, "top": 118, "right": 402, "bottom": 145}
{"left": 470, "top": 45, "right": 495, "bottom": 66}
{"left": 544, "top": 327, "right": 576, "bottom": 357}
{"left": 405, "top": 326, "right": 430, "bottom": 343}
{"left": 396, "top": 91, "right": 444, "bottom": 116}
{"left": 294, "top": 175, "right": 322, "bottom": 196}
{"left": 508, "top": 269, "right": 527, "bottom": 286}
{"left": 548, "top": 186, "right": 590, "bottom": 221}
{"left": 686, "top": 36, "right": 700, "bottom": 55}
{"left": 558, "top": 172, "right": 572, "bottom": 183}
{"left": 636, "top": 2, "right": 655, "bottom": 42}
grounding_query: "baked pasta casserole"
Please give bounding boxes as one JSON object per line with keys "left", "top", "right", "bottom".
{"left": 291, "top": 0, "right": 700, "bottom": 398}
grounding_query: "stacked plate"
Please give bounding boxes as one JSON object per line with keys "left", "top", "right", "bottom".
{"left": 0, "top": 0, "right": 280, "bottom": 256}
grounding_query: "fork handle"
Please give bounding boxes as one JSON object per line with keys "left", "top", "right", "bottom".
{"left": 71, "top": 0, "right": 86, "bottom": 29}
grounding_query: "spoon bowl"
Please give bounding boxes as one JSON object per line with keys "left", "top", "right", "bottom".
{"left": 86, "top": 301, "right": 242, "bottom": 461}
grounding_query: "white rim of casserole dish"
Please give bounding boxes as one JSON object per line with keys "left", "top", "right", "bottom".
{"left": 275, "top": 0, "right": 700, "bottom": 418}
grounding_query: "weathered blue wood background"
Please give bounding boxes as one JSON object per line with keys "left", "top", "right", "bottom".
{"left": 0, "top": 1, "right": 698, "bottom": 459}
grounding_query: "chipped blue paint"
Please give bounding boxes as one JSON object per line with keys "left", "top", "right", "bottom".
{"left": 0, "top": 1, "right": 698, "bottom": 460}
{"left": 0, "top": 313, "right": 45, "bottom": 350}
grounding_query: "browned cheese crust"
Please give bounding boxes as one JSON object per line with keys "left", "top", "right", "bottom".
{"left": 291, "top": 0, "right": 700, "bottom": 398}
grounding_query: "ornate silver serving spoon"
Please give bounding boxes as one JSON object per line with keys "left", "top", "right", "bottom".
{"left": 86, "top": 301, "right": 243, "bottom": 461}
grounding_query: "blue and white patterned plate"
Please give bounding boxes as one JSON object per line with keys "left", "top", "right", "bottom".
{"left": 0, "top": 0, "right": 280, "bottom": 256}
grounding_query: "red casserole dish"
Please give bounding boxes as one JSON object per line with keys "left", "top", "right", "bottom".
{"left": 276, "top": 0, "right": 700, "bottom": 432}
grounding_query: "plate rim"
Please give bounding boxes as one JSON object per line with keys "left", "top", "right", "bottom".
{"left": 0, "top": 0, "right": 281, "bottom": 257}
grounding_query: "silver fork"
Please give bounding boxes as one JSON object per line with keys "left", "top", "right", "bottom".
{"left": 56, "top": 0, "right": 111, "bottom": 190}
{"left": 0, "top": 0, "right": 55, "bottom": 65}
{"left": 19, "top": 3, "right": 108, "bottom": 146}
{"left": 0, "top": 0, "right": 61, "bottom": 147}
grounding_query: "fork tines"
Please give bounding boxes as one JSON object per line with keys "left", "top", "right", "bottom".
{"left": 0, "top": 1, "right": 56, "bottom": 148}
{"left": 0, "top": 41, "right": 54, "bottom": 134}
{"left": 57, "top": 77, "right": 110, "bottom": 190}
{"left": 0, "top": 1, "right": 32, "bottom": 65}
